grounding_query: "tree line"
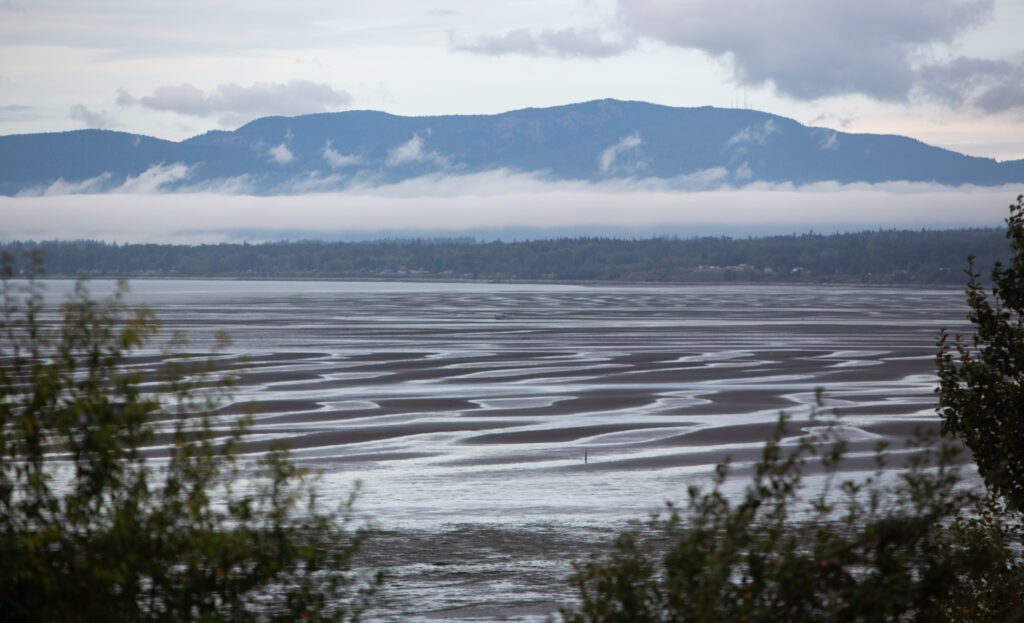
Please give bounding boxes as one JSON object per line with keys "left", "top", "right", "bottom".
{"left": 1, "top": 227, "right": 1009, "bottom": 284}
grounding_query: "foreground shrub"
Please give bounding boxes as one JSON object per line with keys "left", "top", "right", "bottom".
{"left": 562, "top": 196, "right": 1024, "bottom": 622}
{"left": 938, "top": 194, "right": 1024, "bottom": 511}
{"left": 0, "top": 263, "right": 380, "bottom": 622}
{"left": 561, "top": 407, "right": 1024, "bottom": 622}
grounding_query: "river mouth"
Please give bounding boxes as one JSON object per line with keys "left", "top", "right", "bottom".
{"left": 34, "top": 279, "right": 968, "bottom": 620}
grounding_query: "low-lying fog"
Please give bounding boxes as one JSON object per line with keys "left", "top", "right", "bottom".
{"left": 1, "top": 175, "right": 1015, "bottom": 243}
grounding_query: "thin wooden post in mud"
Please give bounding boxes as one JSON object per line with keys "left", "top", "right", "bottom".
{"left": 585, "top": 451, "right": 588, "bottom": 464}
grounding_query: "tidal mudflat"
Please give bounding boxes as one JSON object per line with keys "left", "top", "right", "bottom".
{"left": 38, "top": 279, "right": 968, "bottom": 621}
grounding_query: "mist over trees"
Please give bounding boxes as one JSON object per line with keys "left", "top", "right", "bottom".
{"left": 1, "top": 227, "right": 1008, "bottom": 285}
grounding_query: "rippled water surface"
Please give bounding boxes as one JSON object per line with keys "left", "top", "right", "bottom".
{"left": 36, "top": 279, "right": 969, "bottom": 621}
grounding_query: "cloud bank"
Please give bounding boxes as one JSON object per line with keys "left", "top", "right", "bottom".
{"left": 0, "top": 172, "right": 1014, "bottom": 243}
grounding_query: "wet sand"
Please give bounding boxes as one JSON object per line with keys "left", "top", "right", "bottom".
{"left": 37, "top": 279, "right": 970, "bottom": 622}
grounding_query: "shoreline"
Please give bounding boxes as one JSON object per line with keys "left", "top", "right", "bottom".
{"left": 27, "top": 274, "right": 965, "bottom": 290}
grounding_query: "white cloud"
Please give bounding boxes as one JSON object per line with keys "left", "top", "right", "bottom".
{"left": 598, "top": 132, "right": 643, "bottom": 173}
{"left": 725, "top": 120, "right": 778, "bottom": 148}
{"left": 386, "top": 134, "right": 424, "bottom": 166}
{"left": 181, "top": 174, "right": 256, "bottom": 195}
{"left": 820, "top": 132, "right": 840, "bottom": 150}
{"left": 340, "top": 168, "right": 735, "bottom": 197}
{"left": 322, "top": 140, "right": 360, "bottom": 168}
{"left": 287, "top": 171, "right": 348, "bottom": 193}
{"left": 117, "top": 163, "right": 191, "bottom": 193}
{"left": 267, "top": 143, "right": 295, "bottom": 165}
{"left": 14, "top": 172, "right": 114, "bottom": 197}
{"left": 20, "top": 165, "right": 191, "bottom": 196}
{"left": 454, "top": 27, "right": 637, "bottom": 58}
{"left": 732, "top": 162, "right": 753, "bottom": 181}
{"left": 117, "top": 80, "right": 351, "bottom": 127}
{"left": 808, "top": 112, "right": 856, "bottom": 129}
{"left": 45, "top": 172, "right": 113, "bottom": 195}
{"left": 69, "top": 104, "right": 118, "bottom": 129}
{"left": 385, "top": 134, "right": 448, "bottom": 168}
{"left": 671, "top": 167, "right": 729, "bottom": 190}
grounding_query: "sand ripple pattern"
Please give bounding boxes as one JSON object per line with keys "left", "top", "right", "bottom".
{"left": 47, "top": 281, "right": 961, "bottom": 524}
{"left": 38, "top": 280, "right": 969, "bottom": 621}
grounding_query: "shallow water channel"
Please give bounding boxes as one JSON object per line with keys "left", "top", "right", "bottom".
{"left": 35, "top": 279, "right": 969, "bottom": 621}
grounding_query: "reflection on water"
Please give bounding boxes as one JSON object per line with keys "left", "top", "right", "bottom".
{"left": 31, "top": 279, "right": 969, "bottom": 621}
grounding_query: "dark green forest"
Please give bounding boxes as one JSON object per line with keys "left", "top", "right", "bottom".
{"left": 2, "top": 228, "right": 1008, "bottom": 284}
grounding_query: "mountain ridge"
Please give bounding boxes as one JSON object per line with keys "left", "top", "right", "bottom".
{"left": 2, "top": 99, "right": 1021, "bottom": 196}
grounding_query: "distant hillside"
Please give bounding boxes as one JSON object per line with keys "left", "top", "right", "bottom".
{"left": 1, "top": 228, "right": 1008, "bottom": 285}
{"left": 2, "top": 99, "right": 1022, "bottom": 196}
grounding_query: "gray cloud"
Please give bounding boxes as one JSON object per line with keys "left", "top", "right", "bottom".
{"left": 618, "top": 0, "right": 996, "bottom": 101}
{"left": 449, "top": 0, "right": 1016, "bottom": 112}
{"left": 453, "top": 27, "right": 636, "bottom": 58}
{"left": 69, "top": 104, "right": 119, "bottom": 129}
{"left": 916, "top": 56, "right": 1024, "bottom": 113}
{"left": 973, "top": 68, "right": 1024, "bottom": 113}
{"left": 0, "top": 104, "right": 38, "bottom": 121}
{"left": 117, "top": 80, "right": 351, "bottom": 127}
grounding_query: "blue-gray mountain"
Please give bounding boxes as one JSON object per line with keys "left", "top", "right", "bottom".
{"left": 2, "top": 99, "right": 1022, "bottom": 195}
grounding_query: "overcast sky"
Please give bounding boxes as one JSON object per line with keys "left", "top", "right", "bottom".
{"left": 2, "top": 0, "right": 1023, "bottom": 160}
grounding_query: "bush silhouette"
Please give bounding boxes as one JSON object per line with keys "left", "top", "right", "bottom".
{"left": 0, "top": 261, "right": 381, "bottom": 622}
